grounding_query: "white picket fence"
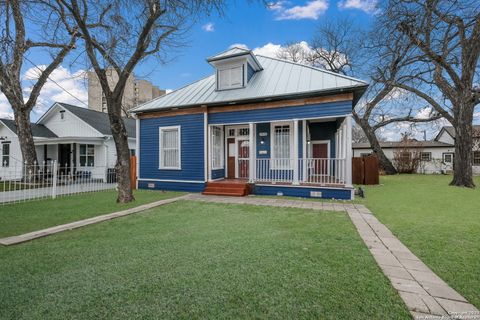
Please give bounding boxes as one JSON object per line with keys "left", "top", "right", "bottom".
{"left": 0, "top": 161, "right": 117, "bottom": 205}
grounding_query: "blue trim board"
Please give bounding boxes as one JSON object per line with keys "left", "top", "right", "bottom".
{"left": 138, "top": 180, "right": 205, "bottom": 192}
{"left": 253, "top": 185, "right": 353, "bottom": 200}
{"left": 208, "top": 101, "right": 352, "bottom": 125}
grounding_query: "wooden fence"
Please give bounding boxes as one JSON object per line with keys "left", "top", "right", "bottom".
{"left": 352, "top": 156, "right": 379, "bottom": 185}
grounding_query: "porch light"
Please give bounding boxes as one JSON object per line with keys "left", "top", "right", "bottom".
{"left": 307, "top": 139, "right": 311, "bottom": 145}
{"left": 260, "top": 138, "right": 265, "bottom": 145}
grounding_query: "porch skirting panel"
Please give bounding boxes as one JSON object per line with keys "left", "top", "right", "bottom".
{"left": 138, "top": 180, "right": 206, "bottom": 193}
{"left": 253, "top": 184, "right": 354, "bottom": 200}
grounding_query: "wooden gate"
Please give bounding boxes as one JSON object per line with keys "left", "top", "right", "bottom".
{"left": 352, "top": 156, "right": 379, "bottom": 185}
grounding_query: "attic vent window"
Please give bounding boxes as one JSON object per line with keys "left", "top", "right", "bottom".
{"left": 217, "top": 65, "right": 244, "bottom": 90}
{"left": 59, "top": 110, "right": 65, "bottom": 120}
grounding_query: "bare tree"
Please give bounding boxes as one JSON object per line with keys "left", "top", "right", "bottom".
{"left": 352, "top": 125, "right": 368, "bottom": 143}
{"left": 308, "top": 17, "right": 360, "bottom": 74}
{"left": 386, "top": 0, "right": 480, "bottom": 187}
{"left": 0, "top": 1, "right": 77, "bottom": 176}
{"left": 55, "top": 0, "right": 222, "bottom": 203}
{"left": 308, "top": 18, "right": 442, "bottom": 174}
{"left": 392, "top": 132, "right": 423, "bottom": 173}
{"left": 276, "top": 42, "right": 309, "bottom": 63}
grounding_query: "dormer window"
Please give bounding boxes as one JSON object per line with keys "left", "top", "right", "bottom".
{"left": 217, "top": 65, "right": 244, "bottom": 90}
{"left": 207, "top": 47, "right": 263, "bottom": 92}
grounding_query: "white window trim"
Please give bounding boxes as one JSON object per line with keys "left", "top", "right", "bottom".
{"left": 270, "top": 121, "right": 294, "bottom": 169}
{"left": 216, "top": 64, "right": 245, "bottom": 91}
{"left": 159, "top": 125, "right": 181, "bottom": 170}
{"left": 443, "top": 152, "right": 454, "bottom": 163}
{"left": 79, "top": 144, "right": 95, "bottom": 167}
{"left": 211, "top": 125, "right": 224, "bottom": 170}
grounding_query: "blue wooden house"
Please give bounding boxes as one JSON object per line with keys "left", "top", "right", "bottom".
{"left": 131, "top": 47, "right": 368, "bottom": 200}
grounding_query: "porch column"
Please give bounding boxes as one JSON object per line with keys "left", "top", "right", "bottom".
{"left": 207, "top": 125, "right": 212, "bottom": 181}
{"left": 345, "top": 115, "right": 353, "bottom": 186}
{"left": 248, "top": 122, "right": 255, "bottom": 183}
{"left": 293, "top": 119, "right": 299, "bottom": 185}
{"left": 302, "top": 120, "right": 307, "bottom": 183}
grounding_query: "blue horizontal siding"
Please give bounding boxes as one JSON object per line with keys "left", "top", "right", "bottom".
{"left": 253, "top": 185, "right": 353, "bottom": 200}
{"left": 140, "top": 113, "right": 205, "bottom": 181}
{"left": 209, "top": 101, "right": 352, "bottom": 125}
{"left": 138, "top": 180, "right": 205, "bottom": 192}
{"left": 211, "top": 168, "right": 225, "bottom": 179}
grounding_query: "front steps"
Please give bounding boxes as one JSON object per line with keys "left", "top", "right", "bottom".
{"left": 202, "top": 180, "right": 250, "bottom": 197}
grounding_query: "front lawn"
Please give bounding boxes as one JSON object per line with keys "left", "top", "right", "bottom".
{"left": 361, "top": 174, "right": 480, "bottom": 309}
{"left": 0, "top": 201, "right": 410, "bottom": 319}
{"left": 0, "top": 190, "right": 184, "bottom": 238}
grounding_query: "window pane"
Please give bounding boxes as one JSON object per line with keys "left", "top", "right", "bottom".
{"left": 80, "top": 156, "right": 86, "bottom": 166}
{"left": 87, "top": 156, "right": 94, "bottom": 167}
{"left": 2, "top": 143, "right": 9, "bottom": 156}
{"left": 80, "top": 144, "right": 86, "bottom": 156}
{"left": 274, "top": 125, "right": 290, "bottom": 159}
{"left": 87, "top": 145, "right": 94, "bottom": 156}
{"left": 160, "top": 127, "right": 180, "bottom": 168}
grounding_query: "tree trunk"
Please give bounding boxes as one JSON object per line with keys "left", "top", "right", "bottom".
{"left": 108, "top": 99, "right": 135, "bottom": 203}
{"left": 355, "top": 117, "right": 398, "bottom": 175}
{"left": 13, "top": 107, "right": 39, "bottom": 181}
{"left": 450, "top": 104, "right": 475, "bottom": 188}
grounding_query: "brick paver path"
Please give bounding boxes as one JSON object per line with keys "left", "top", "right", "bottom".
{"left": 187, "top": 194, "right": 480, "bottom": 320}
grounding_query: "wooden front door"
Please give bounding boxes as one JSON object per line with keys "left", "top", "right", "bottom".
{"left": 238, "top": 139, "right": 249, "bottom": 179}
{"left": 312, "top": 142, "right": 328, "bottom": 175}
{"left": 227, "top": 138, "right": 236, "bottom": 179}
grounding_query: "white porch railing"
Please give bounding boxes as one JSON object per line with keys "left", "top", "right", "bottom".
{"left": 253, "top": 158, "right": 347, "bottom": 185}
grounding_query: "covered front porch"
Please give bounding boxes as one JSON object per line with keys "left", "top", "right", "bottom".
{"left": 206, "top": 115, "right": 353, "bottom": 198}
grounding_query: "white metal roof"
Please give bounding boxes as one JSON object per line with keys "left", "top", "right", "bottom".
{"left": 206, "top": 47, "right": 251, "bottom": 61}
{"left": 132, "top": 54, "right": 368, "bottom": 113}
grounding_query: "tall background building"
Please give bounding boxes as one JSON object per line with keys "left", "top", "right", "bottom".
{"left": 88, "top": 68, "right": 165, "bottom": 116}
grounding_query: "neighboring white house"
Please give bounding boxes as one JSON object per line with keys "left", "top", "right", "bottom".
{"left": 352, "top": 125, "right": 480, "bottom": 175}
{"left": 0, "top": 102, "right": 136, "bottom": 180}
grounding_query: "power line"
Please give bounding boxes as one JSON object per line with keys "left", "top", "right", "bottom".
{"left": 23, "top": 56, "right": 89, "bottom": 108}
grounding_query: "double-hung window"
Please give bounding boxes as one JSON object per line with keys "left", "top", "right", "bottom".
{"left": 79, "top": 144, "right": 95, "bottom": 167}
{"left": 473, "top": 151, "right": 480, "bottom": 165}
{"left": 211, "top": 126, "right": 224, "bottom": 169}
{"left": 420, "top": 152, "right": 432, "bottom": 161}
{"left": 271, "top": 123, "right": 292, "bottom": 169}
{"left": 159, "top": 126, "right": 181, "bottom": 169}
{"left": 2, "top": 142, "right": 10, "bottom": 167}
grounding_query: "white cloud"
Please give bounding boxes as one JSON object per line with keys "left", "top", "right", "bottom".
{"left": 1, "top": 65, "right": 88, "bottom": 120}
{"left": 165, "top": 89, "right": 173, "bottom": 94}
{"left": 338, "top": 0, "right": 379, "bottom": 14}
{"left": 415, "top": 107, "right": 434, "bottom": 120}
{"left": 202, "top": 22, "right": 215, "bottom": 32}
{"left": 252, "top": 43, "right": 282, "bottom": 57}
{"left": 270, "top": 0, "right": 329, "bottom": 20}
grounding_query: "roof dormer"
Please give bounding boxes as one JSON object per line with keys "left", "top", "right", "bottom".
{"left": 207, "top": 47, "right": 263, "bottom": 91}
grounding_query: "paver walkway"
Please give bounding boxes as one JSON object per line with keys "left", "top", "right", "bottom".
{"left": 187, "top": 194, "right": 480, "bottom": 320}
{"left": 0, "top": 194, "right": 190, "bottom": 246}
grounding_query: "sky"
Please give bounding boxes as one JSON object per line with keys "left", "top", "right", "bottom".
{"left": 0, "top": 0, "right": 477, "bottom": 140}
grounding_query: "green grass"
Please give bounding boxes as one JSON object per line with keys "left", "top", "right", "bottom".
{"left": 0, "top": 190, "right": 184, "bottom": 238}
{"left": 361, "top": 174, "right": 480, "bottom": 309}
{"left": 0, "top": 201, "right": 410, "bottom": 319}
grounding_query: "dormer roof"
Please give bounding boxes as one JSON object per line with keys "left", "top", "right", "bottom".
{"left": 207, "top": 47, "right": 263, "bottom": 71}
